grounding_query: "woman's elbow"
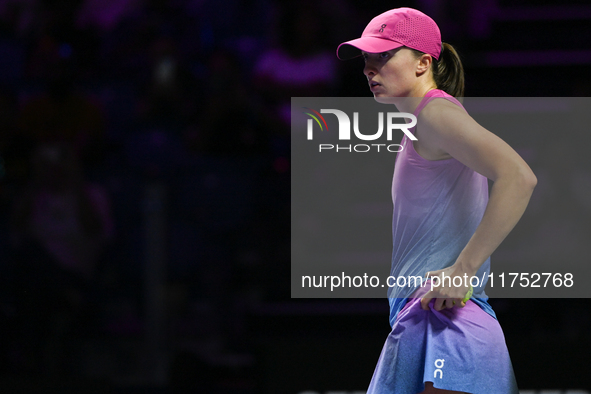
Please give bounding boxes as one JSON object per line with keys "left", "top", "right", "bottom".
{"left": 518, "top": 166, "right": 537, "bottom": 193}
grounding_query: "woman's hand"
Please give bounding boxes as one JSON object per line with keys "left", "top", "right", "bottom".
{"left": 420, "top": 264, "right": 473, "bottom": 311}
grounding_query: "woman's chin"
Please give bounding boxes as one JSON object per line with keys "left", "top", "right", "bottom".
{"left": 373, "top": 94, "right": 400, "bottom": 105}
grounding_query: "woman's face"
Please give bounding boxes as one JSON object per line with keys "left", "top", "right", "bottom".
{"left": 362, "top": 47, "right": 422, "bottom": 100}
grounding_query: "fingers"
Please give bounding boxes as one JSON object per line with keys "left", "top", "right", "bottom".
{"left": 433, "top": 297, "right": 446, "bottom": 311}
{"left": 438, "top": 298, "right": 463, "bottom": 311}
{"left": 420, "top": 275, "right": 470, "bottom": 311}
{"left": 451, "top": 299, "right": 467, "bottom": 308}
{"left": 420, "top": 295, "right": 432, "bottom": 310}
{"left": 420, "top": 295, "right": 466, "bottom": 311}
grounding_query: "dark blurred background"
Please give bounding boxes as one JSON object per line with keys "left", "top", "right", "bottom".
{"left": 0, "top": 0, "right": 589, "bottom": 393}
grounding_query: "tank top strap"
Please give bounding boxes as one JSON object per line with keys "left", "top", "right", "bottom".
{"left": 412, "top": 89, "right": 465, "bottom": 118}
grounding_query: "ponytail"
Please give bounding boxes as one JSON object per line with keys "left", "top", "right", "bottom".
{"left": 431, "top": 43, "right": 464, "bottom": 98}
{"left": 410, "top": 43, "right": 465, "bottom": 98}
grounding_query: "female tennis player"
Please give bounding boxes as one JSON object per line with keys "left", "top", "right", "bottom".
{"left": 337, "top": 7, "right": 536, "bottom": 394}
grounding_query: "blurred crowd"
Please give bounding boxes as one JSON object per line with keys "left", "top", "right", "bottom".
{"left": 0, "top": 0, "right": 322, "bottom": 388}
{"left": 0, "top": 0, "right": 590, "bottom": 391}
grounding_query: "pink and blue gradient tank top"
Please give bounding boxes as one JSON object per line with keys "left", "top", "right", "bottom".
{"left": 388, "top": 89, "right": 495, "bottom": 326}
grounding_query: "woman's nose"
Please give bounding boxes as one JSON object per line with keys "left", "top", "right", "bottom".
{"left": 363, "top": 63, "right": 376, "bottom": 77}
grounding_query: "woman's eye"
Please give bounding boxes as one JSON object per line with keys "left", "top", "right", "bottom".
{"left": 379, "top": 52, "right": 389, "bottom": 59}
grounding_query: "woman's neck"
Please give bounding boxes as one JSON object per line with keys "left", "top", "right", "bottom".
{"left": 395, "top": 83, "right": 438, "bottom": 113}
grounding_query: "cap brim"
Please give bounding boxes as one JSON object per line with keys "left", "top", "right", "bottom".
{"left": 336, "top": 37, "right": 404, "bottom": 60}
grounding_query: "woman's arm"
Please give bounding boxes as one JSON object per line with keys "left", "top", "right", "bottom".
{"left": 416, "top": 99, "right": 537, "bottom": 311}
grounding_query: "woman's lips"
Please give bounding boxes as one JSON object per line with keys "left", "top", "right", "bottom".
{"left": 369, "top": 81, "right": 382, "bottom": 91}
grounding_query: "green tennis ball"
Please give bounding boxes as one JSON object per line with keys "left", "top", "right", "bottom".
{"left": 462, "top": 286, "right": 473, "bottom": 303}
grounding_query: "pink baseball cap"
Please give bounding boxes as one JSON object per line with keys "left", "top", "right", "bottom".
{"left": 337, "top": 7, "right": 441, "bottom": 60}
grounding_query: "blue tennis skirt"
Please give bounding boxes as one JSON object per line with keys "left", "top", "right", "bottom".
{"left": 367, "top": 286, "right": 519, "bottom": 394}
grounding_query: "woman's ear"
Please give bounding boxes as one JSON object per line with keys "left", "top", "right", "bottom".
{"left": 416, "top": 53, "right": 433, "bottom": 76}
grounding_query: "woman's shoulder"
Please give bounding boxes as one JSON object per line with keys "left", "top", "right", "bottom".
{"left": 418, "top": 89, "right": 465, "bottom": 114}
{"left": 418, "top": 94, "right": 467, "bottom": 124}
{"left": 411, "top": 91, "right": 475, "bottom": 161}
{"left": 411, "top": 89, "right": 463, "bottom": 120}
